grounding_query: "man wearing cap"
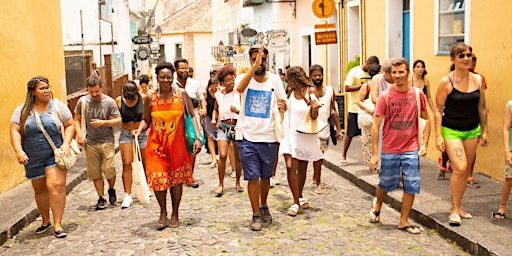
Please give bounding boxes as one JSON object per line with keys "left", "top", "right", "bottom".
{"left": 235, "top": 44, "right": 287, "bottom": 231}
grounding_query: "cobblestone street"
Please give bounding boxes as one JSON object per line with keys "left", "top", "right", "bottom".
{"left": 0, "top": 151, "right": 466, "bottom": 255}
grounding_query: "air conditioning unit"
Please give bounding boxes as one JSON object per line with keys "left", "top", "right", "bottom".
{"left": 243, "top": 0, "right": 265, "bottom": 7}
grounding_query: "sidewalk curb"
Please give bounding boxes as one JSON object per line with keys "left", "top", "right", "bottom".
{"left": 323, "top": 159, "right": 498, "bottom": 256}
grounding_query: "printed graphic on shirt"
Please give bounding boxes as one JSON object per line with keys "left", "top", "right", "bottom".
{"left": 245, "top": 88, "right": 272, "bottom": 119}
{"left": 388, "top": 98, "right": 415, "bottom": 130}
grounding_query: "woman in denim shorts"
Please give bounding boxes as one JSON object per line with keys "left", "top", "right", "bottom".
{"left": 115, "top": 81, "right": 148, "bottom": 208}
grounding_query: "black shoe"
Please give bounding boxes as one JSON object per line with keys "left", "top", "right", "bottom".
{"left": 35, "top": 223, "right": 52, "bottom": 234}
{"left": 187, "top": 183, "right": 199, "bottom": 188}
{"left": 108, "top": 188, "right": 117, "bottom": 205}
{"left": 260, "top": 205, "right": 272, "bottom": 226}
{"left": 95, "top": 197, "right": 107, "bottom": 210}
{"left": 54, "top": 229, "right": 67, "bottom": 238}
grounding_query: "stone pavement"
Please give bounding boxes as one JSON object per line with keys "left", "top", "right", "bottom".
{"left": 0, "top": 147, "right": 466, "bottom": 255}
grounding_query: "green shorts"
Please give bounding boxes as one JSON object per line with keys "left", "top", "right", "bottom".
{"left": 441, "top": 125, "right": 481, "bottom": 141}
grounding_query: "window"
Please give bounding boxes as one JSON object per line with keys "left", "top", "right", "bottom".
{"left": 435, "top": 0, "right": 470, "bottom": 55}
{"left": 175, "top": 43, "right": 182, "bottom": 59}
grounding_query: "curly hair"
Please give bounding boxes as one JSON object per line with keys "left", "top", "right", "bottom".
{"left": 155, "top": 62, "right": 175, "bottom": 76}
{"left": 86, "top": 74, "right": 102, "bottom": 87}
{"left": 139, "top": 74, "right": 150, "bottom": 85}
{"left": 286, "top": 66, "right": 312, "bottom": 89}
{"left": 20, "top": 76, "right": 52, "bottom": 136}
{"left": 216, "top": 65, "right": 236, "bottom": 83}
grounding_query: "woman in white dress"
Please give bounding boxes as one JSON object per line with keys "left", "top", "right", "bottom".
{"left": 279, "top": 66, "right": 323, "bottom": 216}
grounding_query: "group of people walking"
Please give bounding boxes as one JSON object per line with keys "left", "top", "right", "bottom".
{"left": 8, "top": 42, "right": 511, "bottom": 239}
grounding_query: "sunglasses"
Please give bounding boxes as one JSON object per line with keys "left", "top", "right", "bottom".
{"left": 458, "top": 53, "right": 472, "bottom": 59}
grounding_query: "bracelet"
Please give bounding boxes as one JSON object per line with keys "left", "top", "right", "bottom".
{"left": 195, "top": 138, "right": 201, "bottom": 142}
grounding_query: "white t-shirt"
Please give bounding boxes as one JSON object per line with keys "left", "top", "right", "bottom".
{"left": 214, "top": 90, "right": 240, "bottom": 121}
{"left": 174, "top": 78, "right": 205, "bottom": 102}
{"left": 235, "top": 73, "right": 286, "bottom": 142}
{"left": 317, "top": 86, "right": 334, "bottom": 139}
{"left": 345, "top": 66, "right": 370, "bottom": 113}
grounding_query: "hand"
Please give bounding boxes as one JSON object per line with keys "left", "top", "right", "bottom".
{"left": 77, "top": 135, "right": 87, "bottom": 147}
{"left": 210, "top": 119, "right": 217, "bottom": 128}
{"left": 480, "top": 132, "right": 489, "bottom": 147}
{"left": 336, "top": 131, "right": 343, "bottom": 142}
{"left": 369, "top": 155, "right": 379, "bottom": 173}
{"left": 277, "top": 99, "right": 287, "bottom": 112}
{"left": 193, "top": 140, "right": 202, "bottom": 155}
{"left": 252, "top": 44, "right": 265, "bottom": 68}
{"left": 367, "top": 109, "right": 374, "bottom": 115}
{"left": 59, "top": 143, "right": 72, "bottom": 157}
{"left": 230, "top": 105, "right": 238, "bottom": 113}
{"left": 310, "top": 100, "right": 323, "bottom": 112}
{"left": 418, "top": 145, "right": 427, "bottom": 156}
{"left": 436, "top": 136, "right": 445, "bottom": 152}
{"left": 198, "top": 108, "right": 206, "bottom": 117}
{"left": 132, "top": 129, "right": 142, "bottom": 137}
{"left": 89, "top": 119, "right": 104, "bottom": 128}
{"left": 505, "top": 151, "right": 512, "bottom": 165}
{"left": 16, "top": 150, "right": 29, "bottom": 165}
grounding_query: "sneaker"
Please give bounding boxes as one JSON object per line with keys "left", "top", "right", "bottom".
{"left": 95, "top": 197, "right": 107, "bottom": 210}
{"left": 35, "top": 223, "right": 51, "bottom": 234}
{"left": 121, "top": 194, "right": 132, "bottom": 209}
{"left": 231, "top": 170, "right": 236, "bottom": 178}
{"left": 260, "top": 205, "right": 272, "bottom": 226}
{"left": 250, "top": 214, "right": 262, "bottom": 231}
{"left": 54, "top": 229, "right": 67, "bottom": 238}
{"left": 108, "top": 188, "right": 117, "bottom": 205}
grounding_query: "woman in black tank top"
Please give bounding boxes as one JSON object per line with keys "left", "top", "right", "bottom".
{"left": 434, "top": 43, "right": 489, "bottom": 226}
{"left": 203, "top": 77, "right": 219, "bottom": 168}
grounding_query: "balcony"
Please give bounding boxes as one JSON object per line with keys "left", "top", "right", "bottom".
{"left": 243, "top": 0, "right": 265, "bottom": 7}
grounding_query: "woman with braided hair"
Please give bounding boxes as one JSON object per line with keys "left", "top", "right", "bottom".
{"left": 279, "top": 66, "right": 323, "bottom": 216}
{"left": 10, "top": 76, "right": 75, "bottom": 238}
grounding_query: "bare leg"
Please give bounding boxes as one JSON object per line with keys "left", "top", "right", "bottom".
{"left": 285, "top": 154, "right": 300, "bottom": 205}
{"left": 93, "top": 178, "right": 105, "bottom": 197}
{"left": 207, "top": 136, "right": 217, "bottom": 164}
{"left": 297, "top": 160, "right": 307, "bottom": 199}
{"left": 154, "top": 191, "right": 167, "bottom": 226}
{"left": 44, "top": 167, "right": 67, "bottom": 231}
{"left": 248, "top": 179, "right": 261, "bottom": 214}
{"left": 313, "top": 159, "right": 323, "bottom": 191}
{"left": 169, "top": 184, "right": 182, "bottom": 227}
{"left": 399, "top": 193, "right": 415, "bottom": 228}
{"left": 498, "top": 178, "right": 512, "bottom": 215}
{"left": 228, "top": 142, "right": 235, "bottom": 171}
{"left": 341, "top": 135, "right": 353, "bottom": 160}
{"left": 233, "top": 144, "right": 243, "bottom": 191}
{"left": 120, "top": 144, "right": 134, "bottom": 195}
{"left": 216, "top": 140, "right": 229, "bottom": 194}
{"left": 260, "top": 177, "right": 270, "bottom": 206}
{"left": 31, "top": 178, "right": 51, "bottom": 226}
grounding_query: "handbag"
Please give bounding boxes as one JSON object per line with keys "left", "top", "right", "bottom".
{"left": 54, "top": 107, "right": 81, "bottom": 154}
{"left": 132, "top": 134, "right": 150, "bottom": 204}
{"left": 272, "top": 92, "right": 284, "bottom": 142}
{"left": 415, "top": 88, "right": 427, "bottom": 148}
{"left": 182, "top": 90, "right": 205, "bottom": 153}
{"left": 357, "top": 98, "right": 375, "bottom": 128}
{"left": 328, "top": 113, "right": 338, "bottom": 145}
{"left": 34, "top": 111, "right": 77, "bottom": 170}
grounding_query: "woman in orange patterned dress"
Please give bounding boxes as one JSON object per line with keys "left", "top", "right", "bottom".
{"left": 133, "top": 62, "right": 202, "bottom": 229}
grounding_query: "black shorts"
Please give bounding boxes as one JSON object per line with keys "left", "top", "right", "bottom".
{"left": 347, "top": 112, "right": 361, "bottom": 138}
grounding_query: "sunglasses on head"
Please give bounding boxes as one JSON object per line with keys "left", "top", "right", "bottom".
{"left": 458, "top": 53, "right": 472, "bottom": 59}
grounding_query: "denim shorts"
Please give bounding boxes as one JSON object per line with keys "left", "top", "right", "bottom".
{"left": 119, "top": 128, "right": 147, "bottom": 148}
{"left": 237, "top": 139, "right": 278, "bottom": 181}
{"left": 378, "top": 150, "right": 420, "bottom": 194}
{"left": 24, "top": 147, "right": 56, "bottom": 180}
{"left": 217, "top": 122, "right": 236, "bottom": 141}
{"left": 441, "top": 125, "right": 481, "bottom": 141}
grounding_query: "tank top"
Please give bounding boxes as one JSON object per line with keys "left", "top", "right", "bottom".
{"left": 411, "top": 77, "right": 427, "bottom": 95}
{"left": 442, "top": 76, "right": 480, "bottom": 131}
{"left": 121, "top": 94, "right": 143, "bottom": 123}
{"left": 206, "top": 91, "right": 215, "bottom": 118}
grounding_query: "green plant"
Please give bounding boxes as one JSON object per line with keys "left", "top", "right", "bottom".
{"left": 346, "top": 54, "right": 361, "bottom": 74}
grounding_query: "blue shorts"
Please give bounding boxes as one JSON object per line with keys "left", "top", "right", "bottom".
{"left": 378, "top": 150, "right": 420, "bottom": 194}
{"left": 347, "top": 113, "right": 361, "bottom": 138}
{"left": 119, "top": 128, "right": 147, "bottom": 148}
{"left": 237, "top": 139, "right": 278, "bottom": 181}
{"left": 217, "top": 122, "right": 236, "bottom": 141}
{"left": 24, "top": 147, "right": 56, "bottom": 180}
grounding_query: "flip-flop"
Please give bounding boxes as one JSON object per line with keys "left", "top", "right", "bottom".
{"left": 449, "top": 214, "right": 461, "bottom": 226}
{"left": 369, "top": 198, "right": 380, "bottom": 223}
{"left": 339, "top": 160, "right": 348, "bottom": 166}
{"left": 459, "top": 211, "right": 472, "bottom": 219}
{"left": 157, "top": 218, "right": 168, "bottom": 230}
{"left": 397, "top": 225, "right": 421, "bottom": 234}
{"left": 491, "top": 210, "right": 506, "bottom": 221}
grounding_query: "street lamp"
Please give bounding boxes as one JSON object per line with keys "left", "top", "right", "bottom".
{"left": 155, "top": 26, "right": 162, "bottom": 41}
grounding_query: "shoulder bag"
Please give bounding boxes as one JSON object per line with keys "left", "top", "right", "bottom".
{"left": 182, "top": 90, "right": 205, "bottom": 153}
{"left": 296, "top": 90, "right": 327, "bottom": 135}
{"left": 415, "top": 88, "right": 427, "bottom": 148}
{"left": 131, "top": 134, "right": 150, "bottom": 204}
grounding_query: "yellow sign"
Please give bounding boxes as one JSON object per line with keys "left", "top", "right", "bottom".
{"left": 315, "top": 31, "right": 337, "bottom": 45}
{"left": 312, "top": 0, "right": 336, "bottom": 19}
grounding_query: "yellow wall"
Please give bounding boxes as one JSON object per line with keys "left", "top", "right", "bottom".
{"left": 0, "top": 1, "right": 66, "bottom": 193}
{"left": 361, "top": 0, "right": 512, "bottom": 180}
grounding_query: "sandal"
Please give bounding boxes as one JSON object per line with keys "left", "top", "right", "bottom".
{"left": 437, "top": 168, "right": 446, "bottom": 180}
{"left": 299, "top": 198, "right": 309, "bottom": 209}
{"left": 459, "top": 210, "right": 472, "bottom": 219}
{"left": 339, "top": 159, "right": 348, "bottom": 166}
{"left": 397, "top": 225, "right": 421, "bottom": 235}
{"left": 287, "top": 204, "right": 300, "bottom": 216}
{"left": 448, "top": 214, "right": 461, "bottom": 226}
{"left": 467, "top": 177, "right": 480, "bottom": 189}
{"left": 492, "top": 210, "right": 506, "bottom": 220}
{"left": 157, "top": 219, "right": 168, "bottom": 230}
{"left": 369, "top": 198, "right": 380, "bottom": 223}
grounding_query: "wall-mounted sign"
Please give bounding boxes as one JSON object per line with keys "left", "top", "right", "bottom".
{"left": 132, "top": 36, "right": 153, "bottom": 45}
{"left": 315, "top": 31, "right": 337, "bottom": 45}
{"left": 312, "top": 0, "right": 336, "bottom": 19}
{"left": 136, "top": 47, "right": 151, "bottom": 61}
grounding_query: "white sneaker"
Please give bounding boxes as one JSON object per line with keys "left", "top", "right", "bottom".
{"left": 121, "top": 195, "right": 132, "bottom": 209}
{"left": 231, "top": 171, "right": 236, "bottom": 178}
